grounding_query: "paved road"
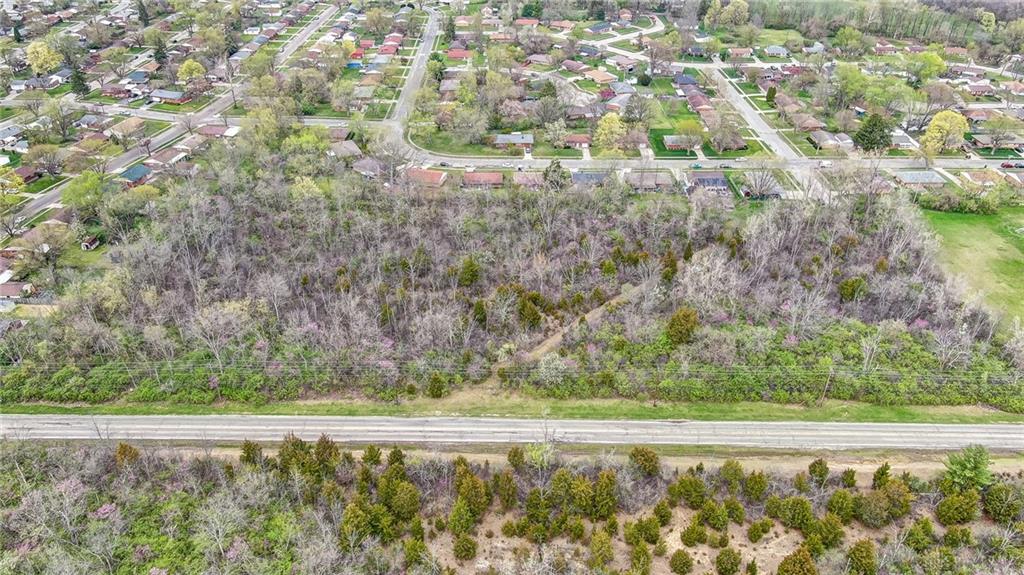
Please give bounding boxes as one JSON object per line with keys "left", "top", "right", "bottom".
{"left": 2, "top": 415, "right": 1022, "bottom": 450}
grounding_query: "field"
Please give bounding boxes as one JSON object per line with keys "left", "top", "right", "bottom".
{"left": 924, "top": 207, "right": 1024, "bottom": 324}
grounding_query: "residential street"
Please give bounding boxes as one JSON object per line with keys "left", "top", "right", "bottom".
{"left": 4, "top": 414, "right": 1023, "bottom": 450}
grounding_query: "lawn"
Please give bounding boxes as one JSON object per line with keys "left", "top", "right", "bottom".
{"left": 923, "top": 207, "right": 1024, "bottom": 324}
{"left": 701, "top": 139, "right": 766, "bottom": 158}
{"left": 411, "top": 129, "right": 521, "bottom": 157}
{"left": 4, "top": 397, "right": 1022, "bottom": 424}
{"left": 24, "top": 175, "right": 67, "bottom": 194}
{"left": 532, "top": 141, "right": 583, "bottom": 158}
{"left": 649, "top": 128, "right": 697, "bottom": 158}
{"left": 0, "top": 107, "right": 17, "bottom": 121}
{"left": 757, "top": 28, "right": 806, "bottom": 46}
{"left": 150, "top": 95, "right": 214, "bottom": 113}
{"left": 81, "top": 90, "right": 119, "bottom": 104}
{"left": 46, "top": 84, "right": 73, "bottom": 97}
{"left": 1, "top": 152, "right": 21, "bottom": 168}
{"left": 648, "top": 77, "right": 678, "bottom": 96}
{"left": 142, "top": 120, "right": 171, "bottom": 137}
{"left": 610, "top": 39, "right": 642, "bottom": 53}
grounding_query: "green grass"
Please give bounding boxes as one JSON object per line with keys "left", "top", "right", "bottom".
{"left": 532, "top": 141, "right": 583, "bottom": 158}
{"left": 649, "top": 128, "right": 698, "bottom": 157}
{"left": 4, "top": 397, "right": 1022, "bottom": 424}
{"left": 411, "top": 130, "right": 521, "bottom": 157}
{"left": 701, "top": 139, "right": 765, "bottom": 158}
{"left": 23, "top": 175, "right": 67, "bottom": 194}
{"left": 81, "top": 90, "right": 119, "bottom": 104}
{"left": 142, "top": 120, "right": 171, "bottom": 137}
{"left": 923, "top": 207, "right": 1024, "bottom": 324}
{"left": 757, "top": 28, "right": 806, "bottom": 46}
{"left": 2, "top": 152, "right": 21, "bottom": 168}
{"left": 0, "top": 107, "right": 17, "bottom": 121}
{"left": 46, "top": 84, "right": 73, "bottom": 97}
{"left": 150, "top": 95, "right": 213, "bottom": 113}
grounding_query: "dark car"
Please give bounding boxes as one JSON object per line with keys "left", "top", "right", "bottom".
{"left": 1015, "top": 162, "right": 1024, "bottom": 169}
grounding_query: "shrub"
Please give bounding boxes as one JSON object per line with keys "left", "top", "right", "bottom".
{"left": 589, "top": 528, "right": 613, "bottom": 567}
{"left": 654, "top": 499, "right": 673, "bottom": 526}
{"left": 403, "top": 538, "right": 428, "bottom": 567}
{"left": 681, "top": 518, "right": 707, "bottom": 547}
{"left": 943, "top": 525, "right": 974, "bottom": 548}
{"left": 667, "top": 306, "right": 699, "bottom": 345}
{"left": 838, "top": 276, "right": 867, "bottom": 302}
{"left": 943, "top": 445, "right": 993, "bottom": 493}
{"left": 743, "top": 470, "right": 768, "bottom": 502}
{"left": 635, "top": 516, "right": 661, "bottom": 545}
{"left": 827, "top": 489, "right": 855, "bottom": 523}
{"left": 725, "top": 496, "right": 746, "bottom": 524}
{"left": 654, "top": 537, "right": 667, "bottom": 557}
{"left": 808, "top": 459, "right": 829, "bottom": 487}
{"left": 777, "top": 547, "right": 818, "bottom": 575}
{"left": 701, "top": 500, "right": 730, "bottom": 531}
{"left": 984, "top": 483, "right": 1022, "bottom": 524}
{"left": 840, "top": 468, "right": 857, "bottom": 488}
{"left": 794, "top": 472, "right": 811, "bottom": 494}
{"left": 452, "top": 534, "right": 477, "bottom": 560}
{"left": 670, "top": 549, "right": 694, "bottom": 574}
{"left": 493, "top": 470, "right": 518, "bottom": 511}
{"left": 362, "top": 445, "right": 381, "bottom": 466}
{"left": 507, "top": 446, "right": 525, "bottom": 470}
{"left": 673, "top": 474, "right": 708, "bottom": 509}
{"left": 847, "top": 539, "right": 877, "bottom": 575}
{"left": 631, "top": 541, "right": 652, "bottom": 575}
{"left": 776, "top": 496, "right": 814, "bottom": 531}
{"left": 592, "top": 470, "right": 618, "bottom": 520}
{"left": 747, "top": 518, "right": 773, "bottom": 543}
{"left": 872, "top": 463, "right": 891, "bottom": 489}
{"left": 904, "top": 517, "right": 935, "bottom": 553}
{"left": 811, "top": 513, "right": 844, "bottom": 549}
{"left": 114, "top": 442, "right": 140, "bottom": 468}
{"left": 715, "top": 547, "right": 742, "bottom": 575}
{"left": 936, "top": 489, "right": 980, "bottom": 525}
{"left": 721, "top": 460, "right": 744, "bottom": 493}
{"left": 630, "top": 446, "right": 660, "bottom": 477}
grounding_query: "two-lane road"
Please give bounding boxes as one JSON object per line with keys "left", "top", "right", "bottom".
{"left": 2, "top": 415, "right": 1022, "bottom": 450}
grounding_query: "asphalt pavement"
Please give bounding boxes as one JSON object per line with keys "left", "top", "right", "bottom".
{"left": 2, "top": 415, "right": 1022, "bottom": 450}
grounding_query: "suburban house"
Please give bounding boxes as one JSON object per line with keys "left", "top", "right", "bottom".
{"left": 873, "top": 41, "right": 897, "bottom": 55}
{"left": 144, "top": 148, "right": 189, "bottom": 168}
{"left": 0, "top": 282, "right": 34, "bottom": 299}
{"left": 1002, "top": 81, "right": 1024, "bottom": 97}
{"left": 673, "top": 73, "right": 699, "bottom": 88}
{"left": 587, "top": 21, "right": 612, "bottom": 34}
{"left": 571, "top": 171, "right": 609, "bottom": 187}
{"left": 966, "top": 83, "right": 995, "bottom": 97}
{"left": 689, "top": 171, "right": 730, "bottom": 194}
{"left": 663, "top": 135, "right": 693, "bottom": 151}
{"left": 352, "top": 157, "right": 384, "bottom": 179}
{"left": 790, "top": 113, "right": 827, "bottom": 132}
{"left": 562, "top": 59, "right": 589, "bottom": 73}
{"left": 447, "top": 48, "right": 472, "bottom": 60}
{"left": 808, "top": 130, "right": 841, "bottom": 150}
{"left": 406, "top": 168, "right": 448, "bottom": 189}
{"left": 118, "top": 164, "right": 153, "bottom": 187}
{"left": 607, "top": 54, "right": 638, "bottom": 71}
{"left": 150, "top": 89, "right": 191, "bottom": 104}
{"left": 727, "top": 47, "right": 753, "bottom": 59}
{"left": 763, "top": 45, "right": 789, "bottom": 58}
{"left": 462, "top": 171, "right": 504, "bottom": 188}
{"left": 512, "top": 172, "right": 545, "bottom": 189}
{"left": 107, "top": 117, "right": 146, "bottom": 139}
{"left": 513, "top": 17, "right": 539, "bottom": 27}
{"left": 803, "top": 42, "right": 825, "bottom": 54}
{"left": 493, "top": 133, "right": 534, "bottom": 149}
{"left": 565, "top": 134, "right": 591, "bottom": 149}
{"left": 894, "top": 170, "right": 946, "bottom": 188}
{"left": 549, "top": 20, "right": 575, "bottom": 32}
{"left": 625, "top": 171, "right": 675, "bottom": 191}
{"left": 583, "top": 69, "right": 616, "bottom": 84}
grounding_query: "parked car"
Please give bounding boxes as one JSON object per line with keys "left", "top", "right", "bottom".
{"left": 690, "top": 163, "right": 702, "bottom": 169}
{"left": 1001, "top": 162, "right": 1015, "bottom": 168}
{"left": 439, "top": 161, "right": 450, "bottom": 167}
{"left": 1015, "top": 162, "right": 1024, "bottom": 169}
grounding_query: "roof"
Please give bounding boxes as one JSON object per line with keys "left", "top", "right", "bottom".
{"left": 625, "top": 171, "right": 674, "bottom": 188}
{"left": 571, "top": 171, "right": 609, "bottom": 185}
{"left": 406, "top": 168, "right": 447, "bottom": 185}
{"left": 109, "top": 116, "right": 146, "bottom": 134}
{"left": 151, "top": 89, "right": 186, "bottom": 99}
{"left": 565, "top": 134, "right": 591, "bottom": 144}
{"left": 494, "top": 133, "right": 534, "bottom": 145}
{"left": 693, "top": 171, "right": 728, "bottom": 187}
{"left": 674, "top": 73, "right": 698, "bottom": 85}
{"left": 120, "top": 164, "right": 152, "bottom": 182}
{"left": 462, "top": 171, "right": 503, "bottom": 186}
{"left": 894, "top": 170, "right": 946, "bottom": 185}
{"left": 609, "top": 81, "right": 636, "bottom": 95}
{"left": 512, "top": 172, "right": 544, "bottom": 187}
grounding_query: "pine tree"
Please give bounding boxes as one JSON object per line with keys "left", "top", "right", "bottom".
{"left": 766, "top": 85, "right": 776, "bottom": 104}
{"left": 137, "top": 0, "right": 150, "bottom": 26}
{"left": 854, "top": 113, "right": 892, "bottom": 151}
{"left": 13, "top": 24, "right": 21, "bottom": 43}
{"left": 70, "top": 65, "right": 88, "bottom": 97}
{"left": 592, "top": 470, "right": 618, "bottom": 520}
{"left": 153, "top": 37, "right": 168, "bottom": 65}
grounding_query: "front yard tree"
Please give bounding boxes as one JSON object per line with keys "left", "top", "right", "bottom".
{"left": 720, "top": 0, "right": 749, "bottom": 26}
{"left": 920, "top": 110, "right": 969, "bottom": 153}
{"left": 543, "top": 159, "right": 571, "bottom": 192}
{"left": 178, "top": 59, "right": 207, "bottom": 94}
{"left": 981, "top": 114, "right": 1024, "bottom": 153}
{"left": 103, "top": 47, "right": 134, "bottom": 79}
{"left": 854, "top": 113, "right": 891, "bottom": 151}
{"left": 833, "top": 26, "right": 865, "bottom": 55}
{"left": 365, "top": 8, "right": 391, "bottom": 38}
{"left": 26, "top": 41, "right": 61, "bottom": 77}
{"left": 544, "top": 119, "right": 569, "bottom": 149}
{"left": 69, "top": 65, "right": 89, "bottom": 96}
{"left": 904, "top": 51, "right": 946, "bottom": 86}
{"left": 25, "top": 144, "right": 63, "bottom": 175}
{"left": 595, "top": 112, "right": 627, "bottom": 153}
{"left": 703, "top": 0, "right": 723, "bottom": 29}
{"left": 623, "top": 95, "right": 653, "bottom": 127}
{"left": 136, "top": 0, "right": 150, "bottom": 26}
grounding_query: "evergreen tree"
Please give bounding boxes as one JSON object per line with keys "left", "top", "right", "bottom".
{"left": 137, "top": 0, "right": 150, "bottom": 26}
{"left": 853, "top": 113, "right": 892, "bottom": 151}
{"left": 153, "top": 37, "right": 168, "bottom": 65}
{"left": 13, "top": 24, "right": 21, "bottom": 43}
{"left": 70, "top": 65, "right": 88, "bottom": 97}
{"left": 766, "top": 85, "right": 776, "bottom": 104}
{"left": 543, "top": 159, "right": 571, "bottom": 191}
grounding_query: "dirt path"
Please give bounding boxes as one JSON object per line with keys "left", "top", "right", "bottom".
{"left": 481, "top": 273, "right": 660, "bottom": 390}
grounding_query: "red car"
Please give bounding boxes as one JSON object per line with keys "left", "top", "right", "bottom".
{"left": 1001, "top": 162, "right": 1015, "bottom": 168}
